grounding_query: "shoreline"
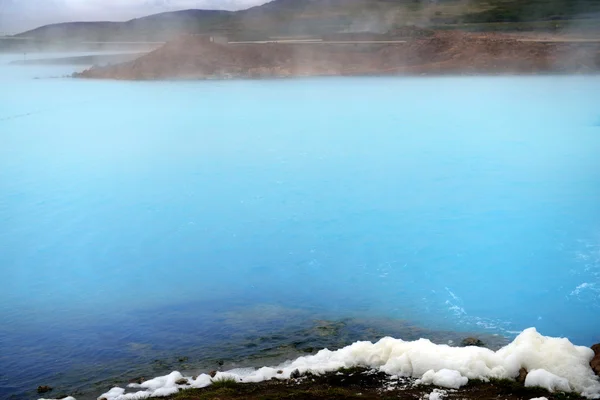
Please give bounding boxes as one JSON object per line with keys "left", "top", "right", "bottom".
{"left": 147, "top": 368, "right": 587, "bottom": 400}
{"left": 10, "top": 53, "right": 146, "bottom": 66}
{"left": 26, "top": 317, "right": 513, "bottom": 400}
{"left": 37, "top": 328, "right": 600, "bottom": 400}
{"left": 72, "top": 70, "right": 600, "bottom": 83}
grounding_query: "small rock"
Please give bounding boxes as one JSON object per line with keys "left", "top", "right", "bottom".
{"left": 128, "top": 377, "right": 145, "bottom": 384}
{"left": 461, "top": 337, "right": 485, "bottom": 347}
{"left": 290, "top": 369, "right": 301, "bottom": 379}
{"left": 277, "top": 370, "right": 283, "bottom": 374}
{"left": 192, "top": 375, "right": 198, "bottom": 380}
{"left": 591, "top": 343, "right": 600, "bottom": 376}
{"left": 217, "top": 360, "right": 224, "bottom": 366}
{"left": 37, "top": 385, "right": 53, "bottom": 394}
{"left": 517, "top": 367, "right": 528, "bottom": 384}
{"left": 175, "top": 378, "right": 188, "bottom": 385}
{"left": 209, "top": 370, "right": 218, "bottom": 378}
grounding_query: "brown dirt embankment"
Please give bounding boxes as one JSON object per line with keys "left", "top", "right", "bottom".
{"left": 74, "top": 31, "right": 600, "bottom": 80}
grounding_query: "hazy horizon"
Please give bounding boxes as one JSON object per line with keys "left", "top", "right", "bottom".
{"left": 0, "top": 0, "right": 271, "bottom": 34}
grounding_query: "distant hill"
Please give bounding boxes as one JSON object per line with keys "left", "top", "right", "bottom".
{"left": 11, "top": 0, "right": 600, "bottom": 43}
{"left": 13, "top": 0, "right": 436, "bottom": 42}
{"left": 14, "top": 10, "right": 235, "bottom": 42}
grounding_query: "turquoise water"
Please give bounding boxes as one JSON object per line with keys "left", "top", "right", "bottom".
{"left": 1, "top": 54, "right": 600, "bottom": 399}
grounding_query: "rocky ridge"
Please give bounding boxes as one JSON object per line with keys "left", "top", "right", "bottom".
{"left": 74, "top": 31, "right": 600, "bottom": 80}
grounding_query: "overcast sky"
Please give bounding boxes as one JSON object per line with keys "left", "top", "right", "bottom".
{"left": 0, "top": 0, "right": 272, "bottom": 34}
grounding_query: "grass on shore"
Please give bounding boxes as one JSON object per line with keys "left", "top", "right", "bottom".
{"left": 210, "top": 377, "right": 238, "bottom": 389}
{"left": 435, "top": 18, "right": 600, "bottom": 33}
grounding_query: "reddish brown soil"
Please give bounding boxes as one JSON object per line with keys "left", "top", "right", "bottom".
{"left": 75, "top": 31, "right": 600, "bottom": 80}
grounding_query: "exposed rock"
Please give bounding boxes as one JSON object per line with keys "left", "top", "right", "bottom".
{"left": 37, "top": 385, "right": 53, "bottom": 393}
{"left": 209, "top": 370, "right": 218, "bottom": 378}
{"left": 290, "top": 369, "right": 301, "bottom": 379}
{"left": 277, "top": 370, "right": 283, "bottom": 374}
{"left": 591, "top": 343, "right": 600, "bottom": 376}
{"left": 517, "top": 367, "right": 528, "bottom": 384}
{"left": 461, "top": 337, "right": 485, "bottom": 347}
{"left": 128, "top": 377, "right": 145, "bottom": 384}
{"left": 175, "top": 378, "right": 189, "bottom": 385}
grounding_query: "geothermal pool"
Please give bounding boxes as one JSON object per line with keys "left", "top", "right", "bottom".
{"left": 1, "top": 54, "right": 599, "bottom": 399}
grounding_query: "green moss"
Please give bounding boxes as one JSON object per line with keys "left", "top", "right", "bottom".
{"left": 211, "top": 377, "right": 238, "bottom": 389}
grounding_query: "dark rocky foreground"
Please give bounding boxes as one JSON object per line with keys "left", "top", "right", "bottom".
{"left": 74, "top": 31, "right": 600, "bottom": 80}
{"left": 32, "top": 324, "right": 600, "bottom": 399}
{"left": 154, "top": 367, "right": 588, "bottom": 400}
{"left": 99, "top": 340, "right": 600, "bottom": 400}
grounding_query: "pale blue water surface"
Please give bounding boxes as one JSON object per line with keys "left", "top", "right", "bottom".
{"left": 1, "top": 54, "right": 600, "bottom": 399}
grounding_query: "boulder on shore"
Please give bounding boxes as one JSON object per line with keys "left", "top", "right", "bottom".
{"left": 461, "top": 337, "right": 485, "bottom": 347}
{"left": 517, "top": 367, "right": 528, "bottom": 384}
{"left": 591, "top": 343, "right": 600, "bottom": 376}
